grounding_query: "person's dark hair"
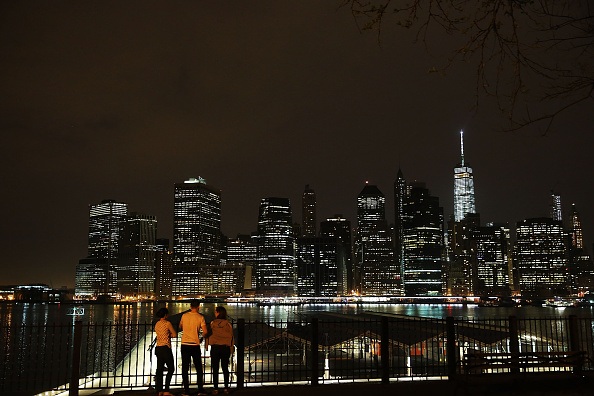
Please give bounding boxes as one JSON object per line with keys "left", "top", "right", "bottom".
{"left": 190, "top": 299, "right": 200, "bottom": 309}
{"left": 215, "top": 306, "right": 227, "bottom": 319}
{"left": 156, "top": 307, "right": 168, "bottom": 318}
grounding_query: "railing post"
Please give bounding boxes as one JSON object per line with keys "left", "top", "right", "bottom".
{"left": 236, "top": 319, "right": 245, "bottom": 389}
{"left": 568, "top": 315, "right": 583, "bottom": 375}
{"left": 381, "top": 316, "right": 390, "bottom": 384}
{"left": 509, "top": 316, "right": 520, "bottom": 374}
{"left": 69, "top": 320, "right": 82, "bottom": 396}
{"left": 446, "top": 316, "right": 457, "bottom": 380}
{"left": 311, "top": 317, "right": 319, "bottom": 386}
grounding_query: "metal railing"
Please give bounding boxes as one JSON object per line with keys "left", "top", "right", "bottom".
{"left": 1, "top": 315, "right": 592, "bottom": 395}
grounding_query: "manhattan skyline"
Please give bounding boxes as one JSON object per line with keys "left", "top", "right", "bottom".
{"left": 1, "top": 1, "right": 593, "bottom": 288}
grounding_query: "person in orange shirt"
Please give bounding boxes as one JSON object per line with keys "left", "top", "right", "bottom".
{"left": 154, "top": 307, "right": 177, "bottom": 396}
{"left": 179, "top": 299, "right": 209, "bottom": 396}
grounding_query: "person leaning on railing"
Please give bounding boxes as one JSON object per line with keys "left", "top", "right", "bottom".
{"left": 154, "top": 307, "right": 177, "bottom": 396}
{"left": 205, "top": 306, "right": 234, "bottom": 394}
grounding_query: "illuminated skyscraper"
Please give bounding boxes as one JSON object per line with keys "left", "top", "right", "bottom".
{"left": 320, "top": 215, "right": 353, "bottom": 293}
{"left": 551, "top": 191, "right": 562, "bottom": 222}
{"left": 402, "top": 183, "right": 444, "bottom": 296}
{"left": 453, "top": 130, "right": 476, "bottom": 222}
{"left": 226, "top": 235, "right": 258, "bottom": 292}
{"left": 154, "top": 238, "right": 173, "bottom": 299}
{"left": 393, "top": 168, "right": 407, "bottom": 281}
{"left": 515, "top": 218, "right": 567, "bottom": 297}
{"left": 296, "top": 237, "right": 343, "bottom": 296}
{"left": 79, "top": 199, "right": 128, "bottom": 296}
{"left": 117, "top": 212, "right": 157, "bottom": 297}
{"left": 302, "top": 185, "right": 317, "bottom": 237}
{"left": 356, "top": 183, "right": 399, "bottom": 295}
{"left": 472, "top": 223, "right": 512, "bottom": 295}
{"left": 570, "top": 203, "right": 583, "bottom": 249}
{"left": 172, "top": 177, "right": 222, "bottom": 297}
{"left": 256, "top": 197, "right": 296, "bottom": 296}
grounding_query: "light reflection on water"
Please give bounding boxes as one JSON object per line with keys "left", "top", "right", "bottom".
{"left": 1, "top": 302, "right": 593, "bottom": 325}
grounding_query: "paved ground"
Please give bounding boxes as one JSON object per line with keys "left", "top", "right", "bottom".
{"left": 107, "top": 374, "right": 594, "bottom": 396}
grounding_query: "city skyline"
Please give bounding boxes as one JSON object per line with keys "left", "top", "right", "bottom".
{"left": 2, "top": 1, "right": 593, "bottom": 288}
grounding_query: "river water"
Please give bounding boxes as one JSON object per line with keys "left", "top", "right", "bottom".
{"left": 1, "top": 301, "right": 593, "bottom": 326}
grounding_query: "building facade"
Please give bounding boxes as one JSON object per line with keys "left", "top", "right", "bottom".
{"left": 302, "top": 185, "right": 317, "bottom": 237}
{"left": 515, "top": 218, "right": 568, "bottom": 297}
{"left": 402, "top": 183, "right": 444, "bottom": 296}
{"left": 117, "top": 212, "right": 157, "bottom": 298}
{"left": 172, "top": 177, "right": 222, "bottom": 297}
{"left": 76, "top": 199, "right": 128, "bottom": 297}
{"left": 256, "top": 197, "right": 296, "bottom": 296}
{"left": 355, "top": 184, "right": 399, "bottom": 296}
{"left": 320, "top": 215, "right": 353, "bottom": 294}
{"left": 296, "top": 237, "right": 344, "bottom": 296}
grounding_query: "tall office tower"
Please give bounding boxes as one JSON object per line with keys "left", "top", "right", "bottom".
{"left": 256, "top": 197, "right": 296, "bottom": 296}
{"left": 472, "top": 223, "right": 512, "bottom": 296}
{"left": 551, "top": 191, "right": 563, "bottom": 222}
{"left": 296, "top": 237, "right": 344, "bottom": 296}
{"left": 302, "top": 185, "right": 317, "bottom": 237}
{"left": 515, "top": 218, "right": 568, "bottom": 297}
{"left": 86, "top": 199, "right": 128, "bottom": 296}
{"left": 393, "top": 168, "right": 407, "bottom": 282}
{"left": 570, "top": 204, "right": 584, "bottom": 249}
{"left": 172, "top": 177, "right": 222, "bottom": 297}
{"left": 567, "top": 204, "right": 593, "bottom": 294}
{"left": 453, "top": 130, "right": 476, "bottom": 222}
{"left": 154, "top": 238, "right": 173, "bottom": 299}
{"left": 226, "top": 235, "right": 258, "bottom": 293}
{"left": 402, "top": 183, "right": 444, "bottom": 296}
{"left": 117, "top": 212, "right": 157, "bottom": 298}
{"left": 446, "top": 213, "right": 480, "bottom": 296}
{"left": 356, "top": 183, "right": 399, "bottom": 296}
{"left": 320, "top": 215, "right": 353, "bottom": 294}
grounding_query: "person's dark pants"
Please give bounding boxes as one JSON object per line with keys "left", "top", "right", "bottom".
{"left": 155, "top": 346, "right": 175, "bottom": 392}
{"left": 181, "top": 344, "right": 204, "bottom": 392}
{"left": 210, "top": 344, "right": 231, "bottom": 389}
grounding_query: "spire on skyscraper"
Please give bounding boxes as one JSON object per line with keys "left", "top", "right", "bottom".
{"left": 453, "top": 130, "right": 476, "bottom": 222}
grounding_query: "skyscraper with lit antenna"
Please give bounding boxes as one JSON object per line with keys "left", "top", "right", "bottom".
{"left": 453, "top": 130, "right": 476, "bottom": 222}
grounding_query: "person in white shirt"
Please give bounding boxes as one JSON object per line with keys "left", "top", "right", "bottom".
{"left": 179, "top": 299, "right": 208, "bottom": 396}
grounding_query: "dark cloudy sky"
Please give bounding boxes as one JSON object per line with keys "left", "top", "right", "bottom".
{"left": 1, "top": 1, "right": 593, "bottom": 288}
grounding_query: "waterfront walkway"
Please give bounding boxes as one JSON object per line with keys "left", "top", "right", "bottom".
{"left": 107, "top": 374, "right": 593, "bottom": 396}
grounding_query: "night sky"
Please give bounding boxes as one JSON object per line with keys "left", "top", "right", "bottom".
{"left": 2, "top": 2, "right": 593, "bottom": 288}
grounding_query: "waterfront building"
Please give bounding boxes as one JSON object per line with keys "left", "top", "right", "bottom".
{"left": 75, "top": 199, "right": 128, "bottom": 297}
{"left": 472, "top": 222, "right": 512, "bottom": 296}
{"left": 402, "top": 183, "right": 444, "bottom": 296}
{"left": 567, "top": 204, "right": 594, "bottom": 294}
{"left": 172, "top": 177, "right": 222, "bottom": 297}
{"left": 117, "top": 212, "right": 157, "bottom": 298}
{"left": 75, "top": 257, "right": 106, "bottom": 298}
{"left": 355, "top": 183, "right": 400, "bottom": 296}
{"left": 515, "top": 218, "right": 568, "bottom": 297}
{"left": 320, "top": 215, "right": 353, "bottom": 293}
{"left": 551, "top": 191, "right": 563, "bottom": 222}
{"left": 446, "top": 214, "right": 480, "bottom": 296}
{"left": 453, "top": 130, "right": 476, "bottom": 222}
{"left": 154, "top": 238, "right": 173, "bottom": 299}
{"left": 296, "top": 237, "right": 344, "bottom": 296}
{"left": 302, "top": 185, "right": 317, "bottom": 237}
{"left": 256, "top": 197, "right": 296, "bottom": 296}
{"left": 226, "top": 234, "right": 258, "bottom": 293}
{"left": 393, "top": 168, "right": 407, "bottom": 287}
